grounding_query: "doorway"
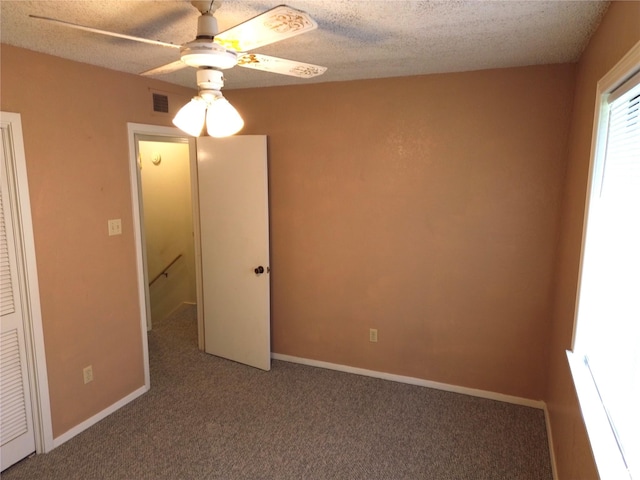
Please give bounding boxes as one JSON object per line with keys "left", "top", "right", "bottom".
{"left": 128, "top": 124, "right": 200, "bottom": 389}
{"left": 128, "top": 124, "right": 272, "bottom": 383}
{"left": 137, "top": 138, "right": 197, "bottom": 330}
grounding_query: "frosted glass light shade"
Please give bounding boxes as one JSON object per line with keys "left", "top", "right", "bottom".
{"left": 206, "top": 97, "right": 244, "bottom": 138}
{"left": 172, "top": 97, "right": 207, "bottom": 136}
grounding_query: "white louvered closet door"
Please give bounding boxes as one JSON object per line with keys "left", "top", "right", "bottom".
{"left": 0, "top": 126, "right": 36, "bottom": 471}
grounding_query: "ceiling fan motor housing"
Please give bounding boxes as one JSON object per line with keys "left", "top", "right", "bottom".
{"left": 181, "top": 41, "right": 237, "bottom": 69}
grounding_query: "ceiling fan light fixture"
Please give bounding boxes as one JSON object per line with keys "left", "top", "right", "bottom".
{"left": 172, "top": 96, "right": 207, "bottom": 136}
{"left": 206, "top": 96, "right": 244, "bottom": 138}
{"left": 173, "top": 87, "right": 243, "bottom": 138}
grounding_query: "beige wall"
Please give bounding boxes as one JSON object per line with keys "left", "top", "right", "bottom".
{"left": 3, "top": 7, "right": 627, "bottom": 465}
{"left": 139, "top": 141, "right": 196, "bottom": 324}
{"left": 227, "top": 63, "right": 575, "bottom": 400}
{"left": 545, "top": 2, "right": 640, "bottom": 479}
{"left": 0, "top": 45, "right": 195, "bottom": 437}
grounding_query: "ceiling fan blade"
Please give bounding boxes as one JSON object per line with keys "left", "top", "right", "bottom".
{"left": 29, "top": 15, "right": 180, "bottom": 49}
{"left": 237, "top": 54, "right": 326, "bottom": 78}
{"left": 140, "top": 60, "right": 187, "bottom": 76}
{"left": 214, "top": 5, "right": 317, "bottom": 52}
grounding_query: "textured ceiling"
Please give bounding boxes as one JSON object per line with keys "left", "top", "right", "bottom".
{"left": 1, "top": 0, "right": 610, "bottom": 91}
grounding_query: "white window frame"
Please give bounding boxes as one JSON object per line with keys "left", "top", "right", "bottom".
{"left": 567, "top": 39, "right": 640, "bottom": 480}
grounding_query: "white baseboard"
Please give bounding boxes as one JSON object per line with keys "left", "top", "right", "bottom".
{"left": 271, "top": 353, "right": 545, "bottom": 409}
{"left": 52, "top": 384, "right": 148, "bottom": 448}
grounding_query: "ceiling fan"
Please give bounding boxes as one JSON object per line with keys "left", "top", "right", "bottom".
{"left": 30, "top": 0, "right": 327, "bottom": 136}
{"left": 30, "top": 1, "right": 327, "bottom": 81}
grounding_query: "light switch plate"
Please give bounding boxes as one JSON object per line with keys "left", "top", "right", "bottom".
{"left": 83, "top": 365, "right": 93, "bottom": 384}
{"left": 369, "top": 328, "right": 378, "bottom": 343}
{"left": 108, "top": 219, "right": 122, "bottom": 236}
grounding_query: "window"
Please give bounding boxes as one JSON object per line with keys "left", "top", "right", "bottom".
{"left": 568, "top": 45, "right": 640, "bottom": 480}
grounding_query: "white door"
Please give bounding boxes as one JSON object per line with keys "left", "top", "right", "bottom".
{"left": 0, "top": 127, "right": 36, "bottom": 470}
{"left": 196, "top": 136, "right": 271, "bottom": 371}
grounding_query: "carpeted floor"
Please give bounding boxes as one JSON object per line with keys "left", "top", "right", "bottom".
{"left": 2, "top": 304, "right": 553, "bottom": 479}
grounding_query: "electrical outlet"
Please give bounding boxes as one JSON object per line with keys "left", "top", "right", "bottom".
{"left": 83, "top": 365, "right": 93, "bottom": 384}
{"left": 369, "top": 328, "right": 378, "bottom": 343}
{"left": 108, "top": 218, "right": 122, "bottom": 236}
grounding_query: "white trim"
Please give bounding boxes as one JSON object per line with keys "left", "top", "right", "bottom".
{"left": 52, "top": 385, "right": 147, "bottom": 448}
{"left": 128, "top": 123, "right": 152, "bottom": 390}
{"left": 271, "top": 353, "right": 545, "bottom": 409}
{"left": 0, "top": 111, "right": 54, "bottom": 453}
{"left": 599, "top": 39, "right": 640, "bottom": 95}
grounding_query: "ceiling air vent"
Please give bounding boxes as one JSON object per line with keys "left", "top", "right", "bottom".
{"left": 152, "top": 93, "right": 169, "bottom": 113}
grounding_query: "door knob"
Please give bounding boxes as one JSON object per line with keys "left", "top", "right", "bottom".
{"left": 254, "top": 266, "right": 265, "bottom": 275}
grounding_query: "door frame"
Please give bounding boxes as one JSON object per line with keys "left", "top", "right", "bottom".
{"left": 0, "top": 112, "right": 54, "bottom": 455}
{"left": 127, "top": 124, "right": 204, "bottom": 373}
